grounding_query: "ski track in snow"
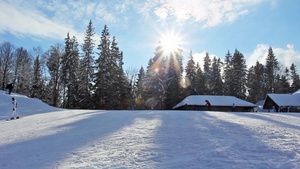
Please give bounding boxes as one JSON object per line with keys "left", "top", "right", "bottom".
{"left": 0, "top": 91, "right": 300, "bottom": 168}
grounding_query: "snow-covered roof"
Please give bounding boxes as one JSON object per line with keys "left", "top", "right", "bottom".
{"left": 293, "top": 89, "right": 300, "bottom": 95}
{"left": 173, "top": 95, "right": 256, "bottom": 109}
{"left": 266, "top": 92, "right": 300, "bottom": 107}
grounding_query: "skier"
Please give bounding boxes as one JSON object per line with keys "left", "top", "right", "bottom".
{"left": 205, "top": 100, "right": 211, "bottom": 111}
{"left": 11, "top": 97, "right": 20, "bottom": 119}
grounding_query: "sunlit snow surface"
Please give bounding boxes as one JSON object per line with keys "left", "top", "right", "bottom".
{"left": 0, "top": 90, "right": 300, "bottom": 168}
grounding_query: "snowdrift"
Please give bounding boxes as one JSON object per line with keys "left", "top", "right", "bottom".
{"left": 1, "top": 91, "right": 300, "bottom": 168}
{"left": 0, "top": 90, "right": 61, "bottom": 120}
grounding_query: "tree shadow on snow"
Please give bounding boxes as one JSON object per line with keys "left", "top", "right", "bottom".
{"left": 0, "top": 110, "right": 155, "bottom": 169}
{"left": 150, "top": 111, "right": 298, "bottom": 169}
{"left": 234, "top": 112, "right": 300, "bottom": 131}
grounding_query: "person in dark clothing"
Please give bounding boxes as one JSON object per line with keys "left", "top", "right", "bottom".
{"left": 232, "top": 103, "right": 236, "bottom": 112}
{"left": 205, "top": 100, "right": 211, "bottom": 111}
{"left": 6, "top": 83, "right": 13, "bottom": 95}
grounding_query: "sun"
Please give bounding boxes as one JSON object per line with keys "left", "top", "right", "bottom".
{"left": 160, "top": 31, "right": 181, "bottom": 55}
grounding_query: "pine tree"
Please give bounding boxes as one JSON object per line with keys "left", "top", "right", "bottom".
{"left": 185, "top": 50, "right": 197, "bottom": 95}
{"left": 94, "top": 25, "right": 111, "bottom": 109}
{"left": 164, "top": 48, "right": 184, "bottom": 110}
{"left": 223, "top": 51, "right": 234, "bottom": 96}
{"left": 203, "top": 52, "right": 211, "bottom": 94}
{"left": 144, "top": 43, "right": 165, "bottom": 109}
{"left": 247, "top": 61, "right": 265, "bottom": 103}
{"left": 31, "top": 55, "right": 42, "bottom": 98}
{"left": 94, "top": 25, "right": 127, "bottom": 110}
{"left": 67, "top": 35, "right": 80, "bottom": 108}
{"left": 273, "top": 67, "right": 290, "bottom": 94}
{"left": 281, "top": 67, "right": 291, "bottom": 93}
{"left": 46, "top": 44, "right": 63, "bottom": 107}
{"left": 195, "top": 63, "right": 206, "bottom": 95}
{"left": 79, "top": 20, "right": 95, "bottom": 109}
{"left": 61, "top": 33, "right": 71, "bottom": 108}
{"left": 39, "top": 48, "right": 51, "bottom": 104}
{"left": 61, "top": 33, "right": 80, "bottom": 108}
{"left": 210, "top": 57, "right": 223, "bottom": 95}
{"left": 231, "top": 49, "right": 247, "bottom": 99}
{"left": 290, "top": 63, "right": 300, "bottom": 92}
{"left": 113, "top": 39, "right": 130, "bottom": 110}
{"left": 143, "top": 58, "right": 154, "bottom": 109}
{"left": 265, "top": 47, "right": 279, "bottom": 93}
{"left": 134, "top": 66, "right": 146, "bottom": 109}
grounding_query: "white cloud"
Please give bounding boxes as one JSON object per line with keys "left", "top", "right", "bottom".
{"left": 94, "top": 3, "right": 118, "bottom": 23}
{"left": 0, "top": 1, "right": 83, "bottom": 41}
{"left": 193, "top": 51, "right": 208, "bottom": 68}
{"left": 247, "top": 44, "right": 300, "bottom": 73}
{"left": 0, "top": 0, "right": 129, "bottom": 42}
{"left": 247, "top": 44, "right": 269, "bottom": 66}
{"left": 135, "top": 0, "right": 160, "bottom": 19}
{"left": 154, "top": 7, "right": 168, "bottom": 19}
{"left": 150, "top": 0, "right": 272, "bottom": 27}
{"left": 191, "top": 51, "right": 220, "bottom": 70}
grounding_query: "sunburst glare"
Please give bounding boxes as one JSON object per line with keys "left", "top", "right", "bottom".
{"left": 160, "top": 31, "right": 182, "bottom": 55}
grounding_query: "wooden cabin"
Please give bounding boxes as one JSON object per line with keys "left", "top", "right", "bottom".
{"left": 263, "top": 90, "right": 300, "bottom": 112}
{"left": 173, "top": 95, "right": 256, "bottom": 112}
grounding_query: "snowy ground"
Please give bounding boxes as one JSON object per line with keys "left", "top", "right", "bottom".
{"left": 1, "top": 90, "right": 300, "bottom": 168}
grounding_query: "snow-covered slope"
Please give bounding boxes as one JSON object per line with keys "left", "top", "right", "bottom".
{"left": 0, "top": 90, "right": 60, "bottom": 119}
{"left": 1, "top": 90, "right": 300, "bottom": 168}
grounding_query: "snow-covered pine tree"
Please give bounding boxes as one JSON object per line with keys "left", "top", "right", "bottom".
{"left": 274, "top": 69, "right": 290, "bottom": 94}
{"left": 231, "top": 49, "right": 247, "bottom": 99}
{"left": 133, "top": 66, "right": 146, "bottom": 109}
{"left": 39, "top": 48, "right": 51, "bottom": 104}
{"left": 69, "top": 36, "right": 80, "bottom": 108}
{"left": 144, "top": 43, "right": 166, "bottom": 110}
{"left": 62, "top": 34, "right": 80, "bottom": 109}
{"left": 46, "top": 44, "right": 64, "bottom": 107}
{"left": 112, "top": 37, "right": 130, "bottom": 110}
{"left": 143, "top": 58, "right": 154, "bottom": 109}
{"left": 203, "top": 52, "right": 211, "bottom": 95}
{"left": 79, "top": 20, "right": 96, "bottom": 109}
{"left": 265, "top": 47, "right": 279, "bottom": 93}
{"left": 94, "top": 25, "right": 115, "bottom": 109}
{"left": 61, "top": 33, "right": 71, "bottom": 108}
{"left": 223, "top": 51, "right": 234, "bottom": 96}
{"left": 195, "top": 63, "right": 206, "bottom": 95}
{"left": 280, "top": 67, "right": 291, "bottom": 94}
{"left": 290, "top": 63, "right": 300, "bottom": 92}
{"left": 210, "top": 56, "right": 223, "bottom": 95}
{"left": 124, "top": 67, "right": 139, "bottom": 110}
{"left": 164, "top": 48, "right": 184, "bottom": 110}
{"left": 185, "top": 50, "right": 197, "bottom": 95}
{"left": 30, "top": 47, "right": 45, "bottom": 99}
{"left": 31, "top": 55, "right": 42, "bottom": 98}
{"left": 247, "top": 61, "right": 265, "bottom": 103}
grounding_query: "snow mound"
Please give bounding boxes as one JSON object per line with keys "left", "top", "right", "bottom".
{"left": 0, "top": 90, "right": 61, "bottom": 120}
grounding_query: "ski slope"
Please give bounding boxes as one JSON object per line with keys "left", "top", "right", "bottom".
{"left": 1, "top": 90, "right": 300, "bottom": 168}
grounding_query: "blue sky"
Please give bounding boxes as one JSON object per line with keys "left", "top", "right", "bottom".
{"left": 0, "top": 0, "right": 300, "bottom": 73}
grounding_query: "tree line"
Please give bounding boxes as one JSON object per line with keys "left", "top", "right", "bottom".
{"left": 134, "top": 46, "right": 300, "bottom": 110}
{"left": 1, "top": 20, "right": 300, "bottom": 110}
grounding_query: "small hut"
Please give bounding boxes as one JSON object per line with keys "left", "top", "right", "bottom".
{"left": 263, "top": 90, "right": 300, "bottom": 112}
{"left": 173, "top": 95, "right": 256, "bottom": 112}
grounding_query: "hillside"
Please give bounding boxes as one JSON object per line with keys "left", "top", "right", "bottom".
{"left": 0, "top": 90, "right": 300, "bottom": 168}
